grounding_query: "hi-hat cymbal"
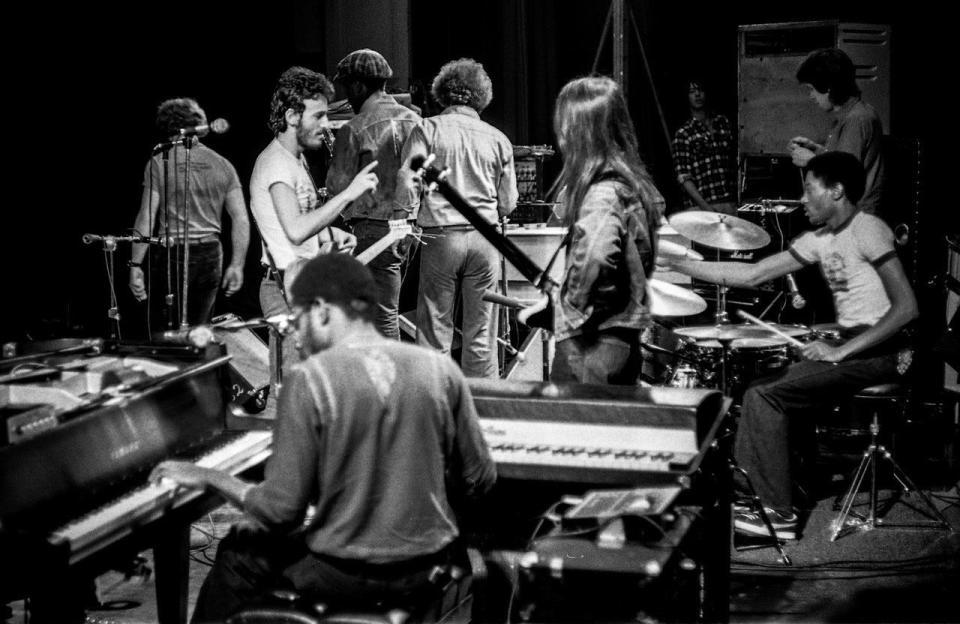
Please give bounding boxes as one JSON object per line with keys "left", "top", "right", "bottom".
{"left": 646, "top": 279, "right": 707, "bottom": 317}
{"left": 668, "top": 211, "right": 771, "bottom": 251}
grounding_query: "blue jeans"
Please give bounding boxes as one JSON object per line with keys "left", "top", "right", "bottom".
{"left": 350, "top": 219, "right": 403, "bottom": 340}
{"left": 734, "top": 353, "right": 903, "bottom": 511}
{"left": 191, "top": 525, "right": 455, "bottom": 623}
{"left": 551, "top": 329, "right": 641, "bottom": 385}
{"left": 259, "top": 276, "right": 300, "bottom": 405}
{"left": 143, "top": 241, "right": 222, "bottom": 333}
{"left": 416, "top": 228, "right": 499, "bottom": 378}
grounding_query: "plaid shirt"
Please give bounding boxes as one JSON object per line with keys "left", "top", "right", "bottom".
{"left": 672, "top": 114, "right": 736, "bottom": 208}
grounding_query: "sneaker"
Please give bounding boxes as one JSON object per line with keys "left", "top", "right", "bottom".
{"left": 734, "top": 507, "right": 798, "bottom": 540}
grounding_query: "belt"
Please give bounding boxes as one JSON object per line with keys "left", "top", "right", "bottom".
{"left": 313, "top": 545, "right": 453, "bottom": 576}
{"left": 165, "top": 234, "right": 220, "bottom": 246}
{"left": 262, "top": 264, "right": 285, "bottom": 280}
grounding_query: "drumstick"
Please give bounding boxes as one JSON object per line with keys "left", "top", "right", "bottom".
{"left": 736, "top": 310, "right": 806, "bottom": 348}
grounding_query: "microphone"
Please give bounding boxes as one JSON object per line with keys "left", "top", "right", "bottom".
{"left": 213, "top": 313, "right": 298, "bottom": 334}
{"left": 179, "top": 118, "right": 230, "bottom": 137}
{"left": 785, "top": 273, "right": 806, "bottom": 309}
{"left": 160, "top": 325, "right": 216, "bottom": 348}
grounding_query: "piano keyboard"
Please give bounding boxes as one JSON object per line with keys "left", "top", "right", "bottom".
{"left": 51, "top": 430, "right": 271, "bottom": 562}
{"left": 488, "top": 443, "right": 695, "bottom": 472}
{"left": 480, "top": 418, "right": 698, "bottom": 484}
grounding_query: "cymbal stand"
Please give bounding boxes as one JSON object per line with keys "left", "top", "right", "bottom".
{"left": 717, "top": 337, "right": 733, "bottom": 399}
{"left": 714, "top": 247, "right": 730, "bottom": 324}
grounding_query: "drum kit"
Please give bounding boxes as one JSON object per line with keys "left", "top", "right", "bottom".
{"left": 645, "top": 211, "right": 818, "bottom": 401}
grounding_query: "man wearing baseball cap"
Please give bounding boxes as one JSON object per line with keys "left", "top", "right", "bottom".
{"left": 326, "top": 48, "right": 422, "bottom": 340}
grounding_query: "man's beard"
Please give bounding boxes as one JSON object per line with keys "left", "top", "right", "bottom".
{"left": 296, "top": 124, "right": 321, "bottom": 151}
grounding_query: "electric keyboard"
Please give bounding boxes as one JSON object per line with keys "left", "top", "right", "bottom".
{"left": 469, "top": 379, "right": 728, "bottom": 486}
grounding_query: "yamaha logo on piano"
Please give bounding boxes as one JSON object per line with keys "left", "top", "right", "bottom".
{"left": 110, "top": 439, "right": 142, "bottom": 462}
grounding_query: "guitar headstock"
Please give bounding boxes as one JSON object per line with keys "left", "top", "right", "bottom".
{"left": 386, "top": 218, "right": 414, "bottom": 239}
{"left": 410, "top": 154, "right": 450, "bottom": 192}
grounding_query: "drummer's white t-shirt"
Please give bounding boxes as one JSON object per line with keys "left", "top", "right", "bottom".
{"left": 789, "top": 211, "right": 896, "bottom": 328}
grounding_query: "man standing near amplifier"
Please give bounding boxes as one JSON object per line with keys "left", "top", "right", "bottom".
{"left": 326, "top": 48, "right": 422, "bottom": 340}
{"left": 788, "top": 48, "right": 885, "bottom": 215}
{"left": 400, "top": 58, "right": 518, "bottom": 378}
{"left": 661, "top": 152, "right": 916, "bottom": 539}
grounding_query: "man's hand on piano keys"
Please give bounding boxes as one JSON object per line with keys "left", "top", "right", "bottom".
{"left": 150, "top": 460, "right": 211, "bottom": 490}
{"left": 150, "top": 459, "right": 255, "bottom": 509}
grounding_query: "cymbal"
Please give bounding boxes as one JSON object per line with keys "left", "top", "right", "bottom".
{"left": 657, "top": 239, "right": 703, "bottom": 261}
{"left": 646, "top": 279, "right": 707, "bottom": 317}
{"left": 668, "top": 211, "right": 771, "bottom": 251}
{"left": 674, "top": 323, "right": 809, "bottom": 341}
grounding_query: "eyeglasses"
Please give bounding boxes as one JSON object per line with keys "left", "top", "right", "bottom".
{"left": 286, "top": 299, "right": 326, "bottom": 332}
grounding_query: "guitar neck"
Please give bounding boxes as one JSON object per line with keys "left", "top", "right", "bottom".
{"left": 354, "top": 229, "right": 403, "bottom": 265}
{"left": 433, "top": 179, "right": 549, "bottom": 287}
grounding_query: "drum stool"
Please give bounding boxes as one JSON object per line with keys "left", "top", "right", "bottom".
{"left": 830, "top": 383, "right": 954, "bottom": 541}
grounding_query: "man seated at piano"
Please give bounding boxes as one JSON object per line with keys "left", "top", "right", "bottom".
{"left": 660, "top": 151, "right": 917, "bottom": 540}
{"left": 541, "top": 75, "right": 665, "bottom": 385}
{"left": 151, "top": 253, "right": 496, "bottom": 622}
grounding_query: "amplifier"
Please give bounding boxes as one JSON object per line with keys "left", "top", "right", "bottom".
{"left": 514, "top": 506, "right": 704, "bottom": 622}
{"left": 211, "top": 314, "right": 269, "bottom": 412}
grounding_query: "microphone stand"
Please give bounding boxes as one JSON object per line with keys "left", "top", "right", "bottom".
{"left": 179, "top": 136, "right": 195, "bottom": 330}
{"left": 159, "top": 144, "right": 176, "bottom": 332}
{"left": 498, "top": 216, "right": 511, "bottom": 376}
{"left": 84, "top": 235, "right": 171, "bottom": 341}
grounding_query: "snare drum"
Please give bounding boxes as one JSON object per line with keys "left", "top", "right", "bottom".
{"left": 730, "top": 337, "right": 793, "bottom": 386}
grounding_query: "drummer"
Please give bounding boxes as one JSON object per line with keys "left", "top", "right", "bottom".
{"left": 661, "top": 151, "right": 917, "bottom": 541}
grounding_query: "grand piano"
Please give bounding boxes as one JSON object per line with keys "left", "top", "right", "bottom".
{"left": 0, "top": 340, "right": 272, "bottom": 624}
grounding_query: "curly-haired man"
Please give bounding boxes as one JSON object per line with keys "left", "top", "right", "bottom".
{"left": 250, "top": 66, "right": 379, "bottom": 399}
{"left": 400, "top": 58, "right": 518, "bottom": 378}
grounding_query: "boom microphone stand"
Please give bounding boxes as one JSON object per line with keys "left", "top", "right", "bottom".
{"left": 81, "top": 234, "right": 168, "bottom": 340}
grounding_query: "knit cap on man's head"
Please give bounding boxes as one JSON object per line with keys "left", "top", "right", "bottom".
{"left": 333, "top": 49, "right": 393, "bottom": 82}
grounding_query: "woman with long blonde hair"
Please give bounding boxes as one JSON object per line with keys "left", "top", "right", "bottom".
{"left": 549, "top": 75, "right": 665, "bottom": 384}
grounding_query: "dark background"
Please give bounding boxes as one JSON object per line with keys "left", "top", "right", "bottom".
{"left": 2, "top": 1, "right": 953, "bottom": 350}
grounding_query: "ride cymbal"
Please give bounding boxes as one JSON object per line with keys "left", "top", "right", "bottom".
{"left": 668, "top": 211, "right": 771, "bottom": 251}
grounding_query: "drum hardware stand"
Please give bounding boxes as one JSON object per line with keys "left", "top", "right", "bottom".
{"left": 830, "top": 412, "right": 954, "bottom": 541}
{"left": 726, "top": 452, "right": 793, "bottom": 565}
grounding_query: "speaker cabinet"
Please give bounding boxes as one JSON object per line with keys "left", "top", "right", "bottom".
{"left": 738, "top": 21, "right": 891, "bottom": 158}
